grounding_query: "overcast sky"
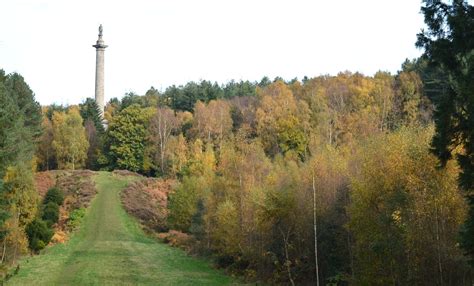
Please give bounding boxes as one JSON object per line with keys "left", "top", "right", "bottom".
{"left": 1, "top": 0, "right": 429, "bottom": 105}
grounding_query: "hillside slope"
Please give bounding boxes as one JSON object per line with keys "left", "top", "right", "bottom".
{"left": 8, "top": 172, "right": 233, "bottom": 285}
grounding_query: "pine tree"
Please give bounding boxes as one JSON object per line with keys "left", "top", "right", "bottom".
{"left": 0, "top": 70, "right": 41, "bottom": 264}
{"left": 416, "top": 0, "right": 474, "bottom": 265}
{"left": 79, "top": 98, "right": 104, "bottom": 133}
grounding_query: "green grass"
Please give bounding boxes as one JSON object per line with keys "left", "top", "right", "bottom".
{"left": 8, "top": 172, "right": 234, "bottom": 285}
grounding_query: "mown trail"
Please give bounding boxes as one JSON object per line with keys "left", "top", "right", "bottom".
{"left": 9, "top": 172, "right": 234, "bottom": 285}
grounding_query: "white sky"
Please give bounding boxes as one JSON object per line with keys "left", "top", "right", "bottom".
{"left": 1, "top": 0, "right": 428, "bottom": 105}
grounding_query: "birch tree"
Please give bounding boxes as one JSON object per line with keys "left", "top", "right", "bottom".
{"left": 148, "top": 107, "right": 178, "bottom": 175}
{"left": 52, "top": 107, "right": 89, "bottom": 170}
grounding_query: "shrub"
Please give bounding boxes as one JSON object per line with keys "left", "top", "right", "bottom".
{"left": 44, "top": 187, "right": 64, "bottom": 205}
{"left": 25, "top": 218, "right": 53, "bottom": 252}
{"left": 67, "top": 208, "right": 86, "bottom": 230}
{"left": 42, "top": 201, "right": 60, "bottom": 226}
{"left": 121, "top": 179, "right": 172, "bottom": 232}
{"left": 158, "top": 230, "right": 193, "bottom": 251}
{"left": 168, "top": 176, "right": 202, "bottom": 231}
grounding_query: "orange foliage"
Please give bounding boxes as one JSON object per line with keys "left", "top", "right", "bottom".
{"left": 34, "top": 171, "right": 56, "bottom": 198}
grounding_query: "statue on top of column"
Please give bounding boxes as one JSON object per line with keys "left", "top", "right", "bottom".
{"left": 99, "top": 24, "right": 103, "bottom": 37}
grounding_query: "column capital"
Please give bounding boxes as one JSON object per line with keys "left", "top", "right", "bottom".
{"left": 93, "top": 25, "right": 108, "bottom": 49}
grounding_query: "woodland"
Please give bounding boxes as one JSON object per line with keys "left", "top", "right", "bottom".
{"left": 1, "top": 1, "right": 473, "bottom": 285}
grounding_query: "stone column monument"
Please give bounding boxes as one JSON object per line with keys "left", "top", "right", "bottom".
{"left": 93, "top": 24, "right": 108, "bottom": 118}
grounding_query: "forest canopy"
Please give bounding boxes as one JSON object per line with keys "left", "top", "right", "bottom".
{"left": 33, "top": 65, "right": 471, "bottom": 284}
{"left": 1, "top": 1, "right": 473, "bottom": 284}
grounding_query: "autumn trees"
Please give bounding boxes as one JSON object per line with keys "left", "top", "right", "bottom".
{"left": 20, "top": 65, "right": 471, "bottom": 284}
{"left": 37, "top": 101, "right": 102, "bottom": 172}
{"left": 148, "top": 107, "right": 179, "bottom": 175}
{"left": 114, "top": 74, "right": 465, "bottom": 284}
{"left": 256, "top": 81, "right": 310, "bottom": 158}
{"left": 29, "top": 70, "right": 472, "bottom": 284}
{"left": 3, "top": 3, "right": 472, "bottom": 284}
{"left": 191, "top": 100, "right": 232, "bottom": 144}
{"left": 0, "top": 70, "right": 41, "bottom": 266}
{"left": 348, "top": 128, "right": 468, "bottom": 285}
{"left": 52, "top": 107, "right": 89, "bottom": 170}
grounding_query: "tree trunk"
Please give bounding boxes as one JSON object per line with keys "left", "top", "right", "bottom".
{"left": 348, "top": 232, "right": 354, "bottom": 279}
{"left": 13, "top": 210, "right": 20, "bottom": 264}
{"left": 312, "top": 174, "right": 320, "bottom": 286}
{"left": 160, "top": 139, "right": 165, "bottom": 174}
{"left": 238, "top": 171, "right": 243, "bottom": 233}
{"left": 435, "top": 201, "right": 444, "bottom": 286}
{"left": 328, "top": 121, "right": 332, "bottom": 145}
{"left": 1, "top": 238, "right": 6, "bottom": 264}
{"left": 158, "top": 114, "right": 166, "bottom": 175}
{"left": 279, "top": 227, "right": 295, "bottom": 286}
{"left": 46, "top": 149, "right": 49, "bottom": 170}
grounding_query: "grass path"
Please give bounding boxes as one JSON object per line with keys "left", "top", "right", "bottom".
{"left": 8, "top": 172, "right": 234, "bottom": 285}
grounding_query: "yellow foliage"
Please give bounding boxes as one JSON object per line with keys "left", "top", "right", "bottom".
{"left": 212, "top": 200, "right": 240, "bottom": 256}
{"left": 192, "top": 100, "right": 232, "bottom": 144}
{"left": 348, "top": 127, "right": 468, "bottom": 283}
{"left": 52, "top": 108, "right": 89, "bottom": 170}
{"left": 3, "top": 166, "right": 38, "bottom": 227}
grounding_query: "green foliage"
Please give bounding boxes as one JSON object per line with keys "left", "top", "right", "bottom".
{"left": 42, "top": 202, "right": 60, "bottom": 227}
{"left": 37, "top": 187, "right": 63, "bottom": 240}
{"left": 8, "top": 173, "right": 234, "bottom": 285}
{"left": 223, "top": 80, "right": 256, "bottom": 99}
{"left": 168, "top": 176, "right": 204, "bottom": 232}
{"left": 163, "top": 80, "right": 256, "bottom": 112}
{"left": 66, "top": 207, "right": 86, "bottom": 230}
{"left": 28, "top": 186, "right": 63, "bottom": 250}
{"left": 25, "top": 218, "right": 53, "bottom": 252}
{"left": 2, "top": 72, "right": 42, "bottom": 139}
{"left": 461, "top": 195, "right": 474, "bottom": 260}
{"left": 44, "top": 187, "right": 64, "bottom": 206}
{"left": 105, "top": 104, "right": 153, "bottom": 172}
{"left": 0, "top": 70, "right": 41, "bottom": 176}
{"left": 0, "top": 193, "right": 9, "bottom": 241}
{"left": 24, "top": 17, "right": 474, "bottom": 282}
{"left": 119, "top": 88, "right": 163, "bottom": 111}
{"left": 0, "top": 70, "right": 41, "bottom": 265}
{"left": 84, "top": 119, "right": 104, "bottom": 170}
{"left": 120, "top": 92, "right": 146, "bottom": 110}
{"left": 189, "top": 199, "right": 206, "bottom": 240}
{"left": 45, "top": 104, "right": 67, "bottom": 121}
{"left": 79, "top": 98, "right": 104, "bottom": 133}
{"left": 417, "top": 0, "right": 474, "bottom": 265}
{"left": 166, "top": 81, "right": 224, "bottom": 112}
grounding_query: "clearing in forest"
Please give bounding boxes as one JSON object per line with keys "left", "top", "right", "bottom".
{"left": 8, "top": 172, "right": 234, "bottom": 285}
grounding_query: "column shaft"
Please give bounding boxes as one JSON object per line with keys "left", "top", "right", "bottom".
{"left": 95, "top": 48, "right": 105, "bottom": 116}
